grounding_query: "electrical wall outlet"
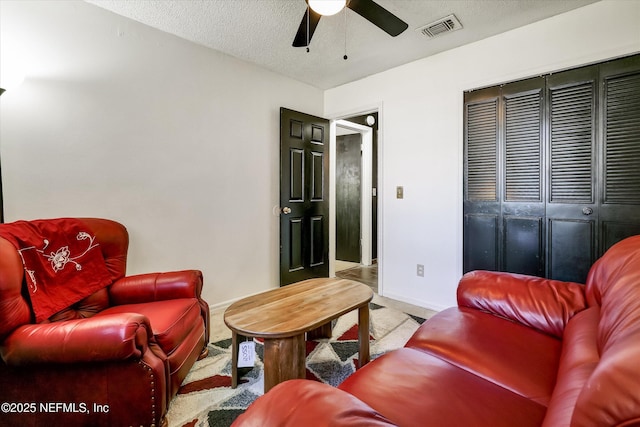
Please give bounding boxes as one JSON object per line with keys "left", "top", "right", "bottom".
{"left": 417, "top": 264, "right": 424, "bottom": 277}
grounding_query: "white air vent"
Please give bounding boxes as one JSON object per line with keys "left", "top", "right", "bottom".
{"left": 417, "top": 14, "right": 463, "bottom": 38}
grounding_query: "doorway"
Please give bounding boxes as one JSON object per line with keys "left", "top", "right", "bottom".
{"left": 330, "top": 112, "right": 379, "bottom": 290}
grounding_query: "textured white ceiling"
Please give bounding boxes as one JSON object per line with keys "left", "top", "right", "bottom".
{"left": 86, "top": 0, "right": 599, "bottom": 89}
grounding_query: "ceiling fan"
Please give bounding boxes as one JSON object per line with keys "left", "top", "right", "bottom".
{"left": 293, "top": 0, "right": 409, "bottom": 47}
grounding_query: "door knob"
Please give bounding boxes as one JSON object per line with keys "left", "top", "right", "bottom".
{"left": 281, "top": 207, "right": 292, "bottom": 215}
{"left": 582, "top": 207, "right": 593, "bottom": 215}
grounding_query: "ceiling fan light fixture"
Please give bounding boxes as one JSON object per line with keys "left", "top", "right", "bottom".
{"left": 308, "top": 0, "right": 346, "bottom": 16}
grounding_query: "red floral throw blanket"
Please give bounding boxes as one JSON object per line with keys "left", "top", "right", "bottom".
{"left": 0, "top": 218, "right": 112, "bottom": 322}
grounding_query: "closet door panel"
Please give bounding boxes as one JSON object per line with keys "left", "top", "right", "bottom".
{"left": 548, "top": 218, "right": 594, "bottom": 283}
{"left": 501, "top": 78, "right": 545, "bottom": 275}
{"left": 546, "top": 66, "right": 598, "bottom": 282}
{"left": 503, "top": 215, "right": 543, "bottom": 276}
{"left": 503, "top": 91, "right": 543, "bottom": 203}
{"left": 464, "top": 214, "right": 499, "bottom": 272}
{"left": 599, "top": 56, "right": 640, "bottom": 254}
{"left": 602, "top": 221, "right": 640, "bottom": 253}
{"left": 464, "top": 88, "right": 501, "bottom": 272}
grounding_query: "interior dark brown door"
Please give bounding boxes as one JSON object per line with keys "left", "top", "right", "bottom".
{"left": 280, "top": 108, "right": 330, "bottom": 286}
{"left": 336, "top": 133, "right": 362, "bottom": 263}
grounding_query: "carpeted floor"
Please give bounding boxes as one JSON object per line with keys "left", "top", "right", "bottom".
{"left": 165, "top": 300, "right": 429, "bottom": 427}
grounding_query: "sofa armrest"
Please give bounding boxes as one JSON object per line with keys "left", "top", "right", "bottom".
{"left": 0, "top": 313, "right": 152, "bottom": 366}
{"left": 232, "top": 380, "right": 395, "bottom": 427}
{"left": 109, "top": 270, "right": 203, "bottom": 305}
{"left": 457, "top": 270, "right": 587, "bottom": 338}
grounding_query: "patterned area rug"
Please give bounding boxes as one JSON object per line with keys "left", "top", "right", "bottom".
{"left": 166, "top": 302, "right": 427, "bottom": 427}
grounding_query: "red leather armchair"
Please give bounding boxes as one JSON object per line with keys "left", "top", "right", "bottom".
{"left": 0, "top": 218, "right": 210, "bottom": 427}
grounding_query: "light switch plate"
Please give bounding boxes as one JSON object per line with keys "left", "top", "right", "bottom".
{"left": 396, "top": 186, "right": 404, "bottom": 199}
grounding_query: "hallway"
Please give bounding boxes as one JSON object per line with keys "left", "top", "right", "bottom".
{"left": 335, "top": 263, "right": 378, "bottom": 292}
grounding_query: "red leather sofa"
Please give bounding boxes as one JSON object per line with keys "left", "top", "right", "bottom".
{"left": 0, "top": 218, "right": 210, "bottom": 427}
{"left": 233, "top": 235, "right": 640, "bottom": 426}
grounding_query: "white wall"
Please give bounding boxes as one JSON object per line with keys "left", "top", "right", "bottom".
{"left": 2, "top": 1, "right": 639, "bottom": 313}
{"left": 325, "top": 0, "right": 640, "bottom": 311}
{"left": 0, "top": 1, "right": 324, "bottom": 306}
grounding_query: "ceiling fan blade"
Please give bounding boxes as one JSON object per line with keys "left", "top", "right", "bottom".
{"left": 293, "top": 7, "right": 322, "bottom": 47}
{"left": 347, "top": 0, "right": 408, "bottom": 37}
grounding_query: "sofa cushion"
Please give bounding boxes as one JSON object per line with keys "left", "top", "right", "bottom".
{"left": 541, "top": 307, "right": 600, "bottom": 427}
{"left": 234, "top": 380, "right": 396, "bottom": 427}
{"left": 47, "top": 288, "right": 111, "bottom": 322}
{"left": 338, "top": 347, "right": 547, "bottom": 427}
{"left": 405, "top": 307, "right": 562, "bottom": 406}
{"left": 574, "top": 235, "right": 640, "bottom": 426}
{"left": 97, "top": 298, "right": 201, "bottom": 356}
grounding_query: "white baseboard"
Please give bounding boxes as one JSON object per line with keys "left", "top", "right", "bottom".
{"left": 381, "top": 291, "right": 448, "bottom": 313}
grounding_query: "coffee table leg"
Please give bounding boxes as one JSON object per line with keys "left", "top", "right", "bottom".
{"left": 358, "top": 304, "right": 370, "bottom": 368}
{"left": 231, "top": 331, "right": 239, "bottom": 388}
{"left": 263, "top": 334, "right": 306, "bottom": 393}
{"left": 307, "top": 321, "right": 333, "bottom": 340}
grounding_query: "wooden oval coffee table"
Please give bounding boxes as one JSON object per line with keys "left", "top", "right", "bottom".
{"left": 224, "top": 277, "right": 374, "bottom": 393}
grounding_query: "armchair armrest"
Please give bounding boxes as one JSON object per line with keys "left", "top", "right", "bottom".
{"left": 1, "top": 313, "right": 152, "bottom": 366}
{"left": 109, "top": 270, "right": 203, "bottom": 305}
{"left": 457, "top": 270, "right": 587, "bottom": 338}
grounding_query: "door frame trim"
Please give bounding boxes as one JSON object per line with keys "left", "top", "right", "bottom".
{"left": 328, "top": 102, "right": 383, "bottom": 294}
{"left": 333, "top": 119, "right": 373, "bottom": 268}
